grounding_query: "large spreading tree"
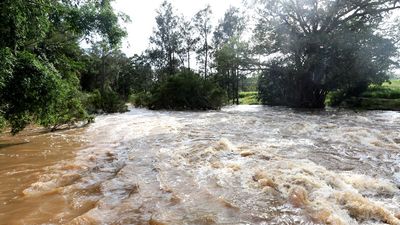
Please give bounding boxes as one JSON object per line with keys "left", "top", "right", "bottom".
{"left": 255, "top": 0, "right": 400, "bottom": 108}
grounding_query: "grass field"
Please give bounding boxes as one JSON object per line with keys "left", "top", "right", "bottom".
{"left": 239, "top": 80, "right": 400, "bottom": 110}
{"left": 239, "top": 92, "right": 260, "bottom": 105}
{"left": 361, "top": 80, "right": 400, "bottom": 99}
{"left": 340, "top": 80, "right": 400, "bottom": 110}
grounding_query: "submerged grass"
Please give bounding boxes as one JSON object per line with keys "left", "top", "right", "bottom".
{"left": 239, "top": 92, "right": 260, "bottom": 105}
{"left": 330, "top": 80, "right": 400, "bottom": 110}
{"left": 361, "top": 81, "right": 400, "bottom": 99}
{"left": 344, "top": 97, "right": 400, "bottom": 111}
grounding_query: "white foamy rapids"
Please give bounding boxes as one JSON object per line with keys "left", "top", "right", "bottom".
{"left": 395, "top": 173, "right": 400, "bottom": 187}
{"left": 20, "top": 107, "right": 400, "bottom": 224}
{"left": 163, "top": 137, "right": 400, "bottom": 225}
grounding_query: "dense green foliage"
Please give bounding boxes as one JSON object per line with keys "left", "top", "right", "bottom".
{"left": 81, "top": 49, "right": 154, "bottom": 113}
{"left": 340, "top": 98, "right": 400, "bottom": 111}
{"left": 134, "top": 71, "right": 226, "bottom": 110}
{"left": 0, "top": 0, "right": 127, "bottom": 134}
{"left": 86, "top": 90, "right": 128, "bottom": 114}
{"left": 255, "top": 0, "right": 399, "bottom": 108}
{"left": 2, "top": 51, "right": 60, "bottom": 133}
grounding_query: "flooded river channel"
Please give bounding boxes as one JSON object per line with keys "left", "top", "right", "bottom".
{"left": 1, "top": 106, "right": 400, "bottom": 225}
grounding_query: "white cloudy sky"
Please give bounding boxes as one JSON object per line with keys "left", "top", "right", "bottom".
{"left": 112, "top": 0, "right": 243, "bottom": 56}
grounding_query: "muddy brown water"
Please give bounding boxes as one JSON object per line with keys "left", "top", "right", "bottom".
{"left": 0, "top": 106, "right": 400, "bottom": 225}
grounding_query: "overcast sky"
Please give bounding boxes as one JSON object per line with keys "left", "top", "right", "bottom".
{"left": 112, "top": 0, "right": 243, "bottom": 56}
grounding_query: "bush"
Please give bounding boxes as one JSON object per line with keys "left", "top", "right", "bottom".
{"left": 137, "top": 71, "right": 227, "bottom": 110}
{"left": 341, "top": 97, "right": 400, "bottom": 110}
{"left": 130, "top": 92, "right": 152, "bottom": 108}
{"left": 0, "top": 51, "right": 94, "bottom": 133}
{"left": 326, "top": 91, "right": 348, "bottom": 107}
{"left": 2, "top": 51, "right": 66, "bottom": 133}
{"left": 85, "top": 89, "right": 128, "bottom": 114}
{"left": 41, "top": 82, "right": 92, "bottom": 131}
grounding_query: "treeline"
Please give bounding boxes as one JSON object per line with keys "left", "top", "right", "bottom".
{"left": 1, "top": 0, "right": 399, "bottom": 134}
{"left": 83, "top": 1, "right": 257, "bottom": 112}
{"left": 133, "top": 2, "right": 254, "bottom": 107}
{"left": 135, "top": 0, "right": 400, "bottom": 110}
{"left": 0, "top": 0, "right": 254, "bottom": 134}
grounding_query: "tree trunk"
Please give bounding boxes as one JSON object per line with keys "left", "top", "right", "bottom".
{"left": 168, "top": 50, "right": 173, "bottom": 76}
{"left": 101, "top": 55, "right": 106, "bottom": 91}
{"left": 204, "top": 33, "right": 208, "bottom": 78}
{"left": 187, "top": 50, "right": 190, "bottom": 70}
{"left": 297, "top": 82, "right": 327, "bottom": 108}
{"left": 236, "top": 69, "right": 240, "bottom": 105}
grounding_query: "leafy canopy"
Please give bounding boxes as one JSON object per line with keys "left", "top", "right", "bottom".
{"left": 0, "top": 0, "right": 127, "bottom": 133}
{"left": 255, "top": 0, "right": 399, "bottom": 108}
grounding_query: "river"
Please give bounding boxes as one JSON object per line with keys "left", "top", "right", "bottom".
{"left": 0, "top": 106, "right": 399, "bottom": 225}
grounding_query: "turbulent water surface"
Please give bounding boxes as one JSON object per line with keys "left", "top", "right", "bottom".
{"left": 1, "top": 106, "right": 400, "bottom": 225}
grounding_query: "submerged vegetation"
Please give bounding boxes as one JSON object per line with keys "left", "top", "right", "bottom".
{"left": 327, "top": 80, "right": 400, "bottom": 110}
{"left": 134, "top": 71, "right": 226, "bottom": 110}
{"left": 1, "top": 0, "right": 400, "bottom": 134}
{"left": 363, "top": 81, "right": 400, "bottom": 99}
{"left": 239, "top": 92, "right": 260, "bottom": 105}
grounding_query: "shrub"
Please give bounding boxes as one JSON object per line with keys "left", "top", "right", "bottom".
{"left": 86, "top": 89, "right": 128, "bottom": 114}
{"left": 2, "top": 51, "right": 67, "bottom": 133}
{"left": 41, "top": 81, "right": 92, "bottom": 131}
{"left": 138, "top": 71, "right": 227, "bottom": 110}
{"left": 0, "top": 51, "right": 94, "bottom": 133}
{"left": 326, "top": 91, "right": 348, "bottom": 107}
{"left": 130, "top": 92, "right": 152, "bottom": 108}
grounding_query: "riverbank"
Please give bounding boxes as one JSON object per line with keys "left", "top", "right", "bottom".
{"left": 240, "top": 80, "right": 400, "bottom": 111}
{"left": 338, "top": 80, "right": 400, "bottom": 111}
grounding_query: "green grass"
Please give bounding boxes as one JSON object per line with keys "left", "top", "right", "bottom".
{"left": 239, "top": 92, "right": 260, "bottom": 105}
{"left": 383, "top": 80, "right": 400, "bottom": 88}
{"left": 339, "top": 80, "right": 400, "bottom": 110}
{"left": 361, "top": 81, "right": 400, "bottom": 99}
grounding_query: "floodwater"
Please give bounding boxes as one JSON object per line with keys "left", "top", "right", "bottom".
{"left": 0, "top": 106, "right": 400, "bottom": 225}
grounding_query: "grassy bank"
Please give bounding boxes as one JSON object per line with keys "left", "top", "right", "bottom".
{"left": 239, "top": 92, "right": 260, "bottom": 105}
{"left": 239, "top": 80, "right": 400, "bottom": 110}
{"left": 332, "top": 80, "right": 400, "bottom": 110}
